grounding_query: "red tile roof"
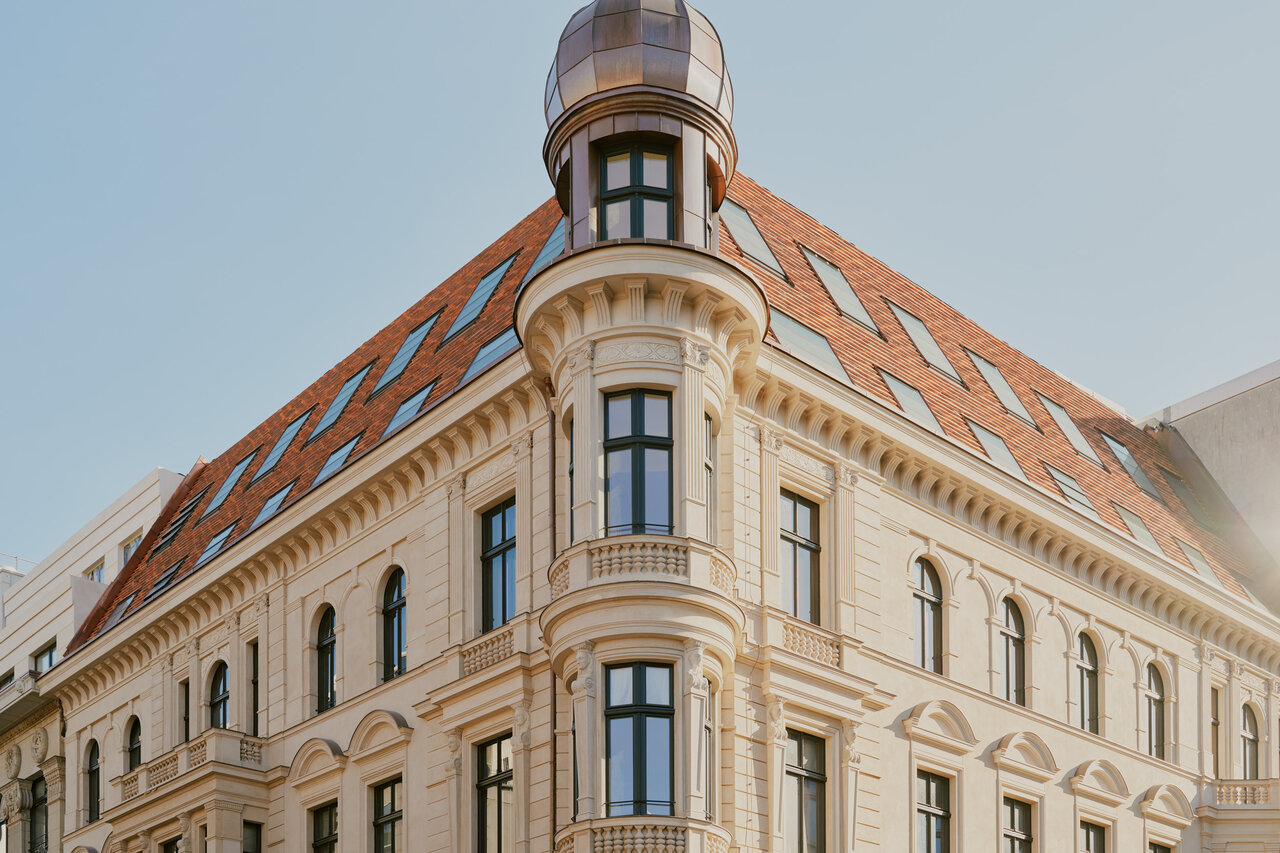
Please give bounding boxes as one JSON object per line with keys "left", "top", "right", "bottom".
{"left": 68, "top": 175, "right": 1261, "bottom": 653}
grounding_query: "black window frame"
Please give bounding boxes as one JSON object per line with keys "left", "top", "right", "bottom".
{"left": 600, "top": 143, "right": 675, "bottom": 241}
{"left": 30, "top": 775, "right": 47, "bottom": 853}
{"left": 180, "top": 678, "right": 191, "bottom": 743}
{"left": 1145, "top": 663, "right": 1165, "bottom": 760}
{"left": 567, "top": 418, "right": 575, "bottom": 544}
{"left": 785, "top": 729, "right": 826, "bottom": 853}
{"left": 477, "top": 735, "right": 514, "bottom": 853}
{"left": 126, "top": 717, "right": 142, "bottom": 772}
{"left": 1000, "top": 598, "right": 1026, "bottom": 706}
{"left": 1077, "top": 634, "right": 1100, "bottom": 734}
{"left": 381, "top": 569, "right": 407, "bottom": 682}
{"left": 1002, "top": 796, "right": 1031, "bottom": 853}
{"left": 372, "top": 777, "right": 403, "bottom": 853}
{"left": 86, "top": 740, "right": 100, "bottom": 824}
{"left": 916, "top": 770, "right": 950, "bottom": 853}
{"left": 243, "top": 821, "right": 263, "bottom": 853}
{"left": 1079, "top": 820, "right": 1106, "bottom": 853}
{"left": 779, "top": 489, "right": 821, "bottom": 625}
{"left": 603, "top": 390, "right": 674, "bottom": 537}
{"left": 604, "top": 662, "right": 674, "bottom": 817}
{"left": 1242, "top": 704, "right": 1260, "bottom": 780}
{"left": 209, "top": 661, "right": 230, "bottom": 729}
{"left": 316, "top": 607, "right": 337, "bottom": 713}
{"left": 913, "top": 558, "right": 944, "bottom": 674}
{"left": 312, "top": 800, "right": 338, "bottom": 853}
{"left": 248, "top": 639, "right": 260, "bottom": 737}
{"left": 481, "top": 497, "right": 518, "bottom": 634}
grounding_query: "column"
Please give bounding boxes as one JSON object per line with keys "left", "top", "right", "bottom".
{"left": 832, "top": 464, "right": 858, "bottom": 638}
{"left": 39, "top": 757, "right": 64, "bottom": 853}
{"left": 570, "top": 642, "right": 598, "bottom": 822}
{"left": 205, "top": 799, "right": 245, "bottom": 853}
{"left": 226, "top": 612, "right": 243, "bottom": 733}
{"left": 679, "top": 337, "right": 709, "bottom": 542}
{"left": 1, "top": 779, "right": 32, "bottom": 853}
{"left": 683, "top": 641, "right": 710, "bottom": 821}
{"left": 764, "top": 695, "right": 786, "bottom": 853}
{"left": 447, "top": 475, "right": 468, "bottom": 646}
{"left": 759, "top": 427, "right": 782, "bottom": 611}
{"left": 565, "top": 342, "right": 597, "bottom": 546}
{"left": 445, "top": 729, "right": 463, "bottom": 853}
{"left": 512, "top": 703, "right": 531, "bottom": 853}
{"left": 839, "top": 720, "right": 860, "bottom": 853}
{"left": 513, "top": 436, "right": 534, "bottom": 619}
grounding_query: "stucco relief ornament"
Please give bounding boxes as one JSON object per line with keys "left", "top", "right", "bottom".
{"left": 766, "top": 696, "right": 787, "bottom": 744}
{"left": 842, "top": 720, "right": 861, "bottom": 768}
{"left": 759, "top": 426, "right": 784, "bottom": 454}
{"left": 572, "top": 642, "right": 596, "bottom": 699}
{"left": 513, "top": 703, "right": 532, "bottom": 750}
{"left": 224, "top": 612, "right": 240, "bottom": 639}
{"left": 680, "top": 338, "right": 710, "bottom": 366}
{"left": 684, "top": 639, "right": 709, "bottom": 692}
{"left": 186, "top": 637, "right": 200, "bottom": 659}
{"left": 447, "top": 475, "right": 466, "bottom": 501}
{"left": 3, "top": 745, "right": 20, "bottom": 781}
{"left": 446, "top": 730, "right": 463, "bottom": 775}
{"left": 179, "top": 813, "right": 192, "bottom": 853}
{"left": 30, "top": 728, "right": 47, "bottom": 765}
{"left": 566, "top": 341, "right": 595, "bottom": 372}
{"left": 255, "top": 593, "right": 270, "bottom": 618}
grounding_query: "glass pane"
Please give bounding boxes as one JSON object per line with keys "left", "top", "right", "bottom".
{"left": 642, "top": 199, "right": 670, "bottom": 239}
{"left": 608, "top": 717, "right": 634, "bottom": 813}
{"left": 606, "top": 154, "right": 631, "bottom": 191}
{"left": 785, "top": 733, "right": 800, "bottom": 766}
{"left": 780, "top": 493, "right": 794, "bottom": 532}
{"left": 796, "top": 548, "right": 813, "bottom": 623}
{"left": 642, "top": 152, "right": 668, "bottom": 188}
{"left": 504, "top": 551, "right": 516, "bottom": 622}
{"left": 802, "top": 735, "right": 824, "bottom": 772}
{"left": 498, "top": 736, "right": 512, "bottom": 772}
{"left": 646, "top": 715, "right": 672, "bottom": 811}
{"left": 795, "top": 499, "right": 812, "bottom": 540}
{"left": 643, "top": 394, "right": 669, "bottom": 437}
{"left": 608, "top": 667, "right": 634, "bottom": 707}
{"left": 500, "top": 778, "right": 514, "bottom": 852}
{"left": 606, "top": 449, "right": 633, "bottom": 533}
{"left": 503, "top": 502, "right": 516, "bottom": 537}
{"left": 802, "top": 778, "right": 821, "bottom": 853}
{"left": 644, "top": 448, "right": 671, "bottom": 531}
{"left": 785, "top": 775, "right": 800, "bottom": 853}
{"left": 482, "top": 785, "right": 500, "bottom": 853}
{"left": 607, "top": 395, "right": 633, "bottom": 439}
{"left": 780, "top": 542, "right": 796, "bottom": 615}
{"left": 645, "top": 665, "right": 670, "bottom": 706}
{"left": 605, "top": 199, "right": 631, "bottom": 239}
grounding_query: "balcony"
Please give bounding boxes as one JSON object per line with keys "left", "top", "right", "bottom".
{"left": 0, "top": 673, "right": 50, "bottom": 729}
{"left": 116, "top": 728, "right": 265, "bottom": 805}
{"left": 1208, "top": 778, "right": 1280, "bottom": 807}
{"left": 553, "top": 815, "right": 730, "bottom": 853}
{"left": 548, "top": 535, "right": 737, "bottom": 602}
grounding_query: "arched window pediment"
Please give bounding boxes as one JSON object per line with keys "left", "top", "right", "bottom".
{"left": 903, "top": 700, "right": 977, "bottom": 755}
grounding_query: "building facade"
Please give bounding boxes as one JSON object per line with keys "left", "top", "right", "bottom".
{"left": 18, "top": 3, "right": 1280, "bottom": 852}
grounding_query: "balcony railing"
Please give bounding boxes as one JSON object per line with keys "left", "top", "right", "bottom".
{"left": 549, "top": 535, "right": 737, "bottom": 602}
{"left": 1212, "top": 779, "right": 1280, "bottom": 806}
{"left": 118, "top": 727, "right": 265, "bottom": 803}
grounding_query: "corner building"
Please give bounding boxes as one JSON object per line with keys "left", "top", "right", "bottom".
{"left": 35, "top": 3, "right": 1280, "bottom": 852}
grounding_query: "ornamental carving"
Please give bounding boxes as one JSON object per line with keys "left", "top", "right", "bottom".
{"left": 255, "top": 594, "right": 270, "bottom": 618}
{"left": 513, "top": 703, "right": 532, "bottom": 750}
{"left": 781, "top": 444, "right": 835, "bottom": 484}
{"left": 572, "top": 642, "right": 596, "bottom": 699}
{"left": 468, "top": 448, "right": 519, "bottom": 489}
{"left": 680, "top": 338, "right": 710, "bottom": 366}
{"left": 446, "top": 729, "right": 463, "bottom": 775}
{"left": 224, "top": 612, "right": 240, "bottom": 639}
{"left": 835, "top": 462, "right": 859, "bottom": 489}
{"left": 685, "top": 639, "right": 709, "bottom": 692}
{"left": 565, "top": 341, "right": 596, "bottom": 372}
{"left": 447, "top": 475, "right": 466, "bottom": 501}
{"left": 843, "top": 720, "right": 861, "bottom": 768}
{"left": 758, "top": 426, "right": 784, "bottom": 454}
{"left": 186, "top": 637, "right": 200, "bottom": 659}
{"left": 30, "top": 728, "right": 46, "bottom": 764}
{"left": 594, "top": 342, "right": 680, "bottom": 366}
{"left": 3, "top": 745, "right": 19, "bottom": 781}
{"left": 766, "top": 695, "right": 787, "bottom": 744}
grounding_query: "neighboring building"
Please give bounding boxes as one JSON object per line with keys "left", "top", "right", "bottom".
{"left": 15, "top": 3, "right": 1280, "bottom": 853}
{"left": 0, "top": 467, "right": 180, "bottom": 853}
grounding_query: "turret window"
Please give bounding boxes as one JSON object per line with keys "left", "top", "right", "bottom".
{"left": 604, "top": 390, "right": 673, "bottom": 536}
{"left": 601, "top": 145, "right": 673, "bottom": 240}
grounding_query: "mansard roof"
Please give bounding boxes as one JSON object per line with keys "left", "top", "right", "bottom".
{"left": 68, "top": 173, "right": 1266, "bottom": 653}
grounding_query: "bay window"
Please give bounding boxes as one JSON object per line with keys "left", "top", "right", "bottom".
{"left": 605, "top": 663, "right": 673, "bottom": 816}
{"left": 604, "top": 390, "right": 672, "bottom": 536}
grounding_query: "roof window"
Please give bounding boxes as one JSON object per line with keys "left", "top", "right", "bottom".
{"left": 1045, "top": 465, "right": 1100, "bottom": 521}
{"left": 252, "top": 481, "right": 295, "bottom": 530}
{"left": 253, "top": 409, "right": 312, "bottom": 482}
{"left": 383, "top": 382, "right": 437, "bottom": 439}
{"left": 720, "top": 200, "right": 785, "bottom": 277}
{"left": 144, "top": 559, "right": 186, "bottom": 602}
{"left": 520, "top": 218, "right": 567, "bottom": 288}
{"left": 1113, "top": 503, "right": 1161, "bottom": 552}
{"left": 1037, "top": 394, "right": 1102, "bottom": 465}
{"left": 1161, "top": 468, "right": 1214, "bottom": 529}
{"left": 879, "top": 370, "right": 943, "bottom": 434}
{"left": 800, "top": 247, "right": 879, "bottom": 332}
{"left": 443, "top": 254, "right": 518, "bottom": 342}
{"left": 967, "top": 350, "right": 1035, "bottom": 424}
{"left": 195, "top": 523, "right": 237, "bottom": 568}
{"left": 1175, "top": 539, "right": 1221, "bottom": 587}
{"left": 309, "top": 364, "right": 373, "bottom": 442}
{"left": 371, "top": 314, "right": 439, "bottom": 395}
{"left": 888, "top": 302, "right": 960, "bottom": 381}
{"left": 151, "top": 486, "right": 210, "bottom": 554}
{"left": 459, "top": 329, "right": 520, "bottom": 385}
{"left": 314, "top": 434, "right": 362, "bottom": 487}
{"left": 967, "top": 420, "right": 1024, "bottom": 479}
{"left": 104, "top": 594, "right": 136, "bottom": 630}
{"left": 771, "top": 309, "right": 850, "bottom": 384}
{"left": 202, "top": 451, "right": 257, "bottom": 518}
{"left": 1100, "top": 433, "right": 1162, "bottom": 502}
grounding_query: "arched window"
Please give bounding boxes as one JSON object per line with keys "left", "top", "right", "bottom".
{"left": 209, "top": 662, "right": 230, "bottom": 729}
{"left": 912, "top": 558, "right": 943, "bottom": 674}
{"left": 382, "top": 569, "right": 407, "bottom": 682}
{"left": 86, "top": 740, "right": 100, "bottom": 824}
{"left": 1077, "top": 634, "right": 1099, "bottom": 734}
{"left": 126, "top": 717, "right": 142, "bottom": 771}
{"left": 1144, "top": 664, "right": 1166, "bottom": 760}
{"left": 1242, "top": 705, "right": 1260, "bottom": 779}
{"left": 1000, "top": 599, "right": 1026, "bottom": 706}
{"left": 316, "top": 606, "right": 337, "bottom": 713}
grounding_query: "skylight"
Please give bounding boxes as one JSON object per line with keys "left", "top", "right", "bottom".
{"left": 1045, "top": 465, "right": 1100, "bottom": 520}
{"left": 252, "top": 481, "right": 295, "bottom": 529}
{"left": 105, "top": 593, "right": 137, "bottom": 630}
{"left": 309, "top": 364, "right": 373, "bottom": 442}
{"left": 1113, "top": 503, "right": 1161, "bottom": 552}
{"left": 151, "top": 486, "right": 209, "bottom": 554}
{"left": 800, "top": 247, "right": 879, "bottom": 332}
{"left": 770, "top": 309, "right": 850, "bottom": 384}
{"left": 520, "top": 218, "right": 567, "bottom": 287}
{"left": 1037, "top": 394, "right": 1102, "bottom": 465}
{"left": 967, "top": 350, "right": 1035, "bottom": 424}
{"left": 879, "top": 370, "right": 943, "bottom": 434}
{"left": 202, "top": 451, "right": 257, "bottom": 518}
{"left": 967, "top": 420, "right": 1024, "bottom": 479}
{"left": 1176, "top": 539, "right": 1222, "bottom": 587}
{"left": 444, "top": 254, "right": 518, "bottom": 341}
{"left": 459, "top": 328, "right": 521, "bottom": 385}
{"left": 720, "top": 200, "right": 785, "bottom": 277}
{"left": 144, "top": 559, "right": 185, "bottom": 602}
{"left": 1161, "top": 468, "right": 1215, "bottom": 529}
{"left": 253, "top": 409, "right": 311, "bottom": 482}
{"left": 888, "top": 303, "right": 961, "bottom": 381}
{"left": 383, "top": 382, "right": 437, "bottom": 438}
{"left": 372, "top": 314, "right": 439, "bottom": 395}
{"left": 195, "top": 523, "right": 237, "bottom": 568}
{"left": 314, "top": 434, "right": 362, "bottom": 487}
{"left": 1100, "top": 433, "right": 1162, "bottom": 502}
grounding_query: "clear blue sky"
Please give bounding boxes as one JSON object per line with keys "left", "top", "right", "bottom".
{"left": 2, "top": 1, "right": 1277, "bottom": 564}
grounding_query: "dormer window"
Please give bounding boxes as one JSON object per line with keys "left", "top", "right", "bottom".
{"left": 602, "top": 145, "right": 673, "bottom": 240}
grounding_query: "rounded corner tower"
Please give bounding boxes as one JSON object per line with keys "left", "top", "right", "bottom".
{"left": 541, "top": 0, "right": 738, "bottom": 253}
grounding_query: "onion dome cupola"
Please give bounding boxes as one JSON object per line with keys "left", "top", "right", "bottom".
{"left": 543, "top": 0, "right": 737, "bottom": 253}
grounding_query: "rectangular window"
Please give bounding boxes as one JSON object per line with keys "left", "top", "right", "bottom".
{"left": 601, "top": 145, "right": 673, "bottom": 240}
{"left": 312, "top": 801, "right": 338, "bottom": 853}
{"left": 1211, "top": 687, "right": 1221, "bottom": 777}
{"left": 309, "top": 364, "right": 373, "bottom": 442}
{"left": 785, "top": 731, "right": 825, "bottom": 853}
{"left": 1037, "top": 393, "right": 1103, "bottom": 465}
{"left": 889, "top": 302, "right": 961, "bottom": 381}
{"left": 313, "top": 434, "right": 363, "bottom": 487}
{"left": 32, "top": 641, "right": 56, "bottom": 674}
{"left": 567, "top": 419, "right": 575, "bottom": 544}
{"left": 0, "top": 670, "right": 13, "bottom": 691}
{"left": 1113, "top": 503, "right": 1161, "bottom": 552}
{"left": 968, "top": 420, "right": 1025, "bottom": 479}
{"left": 252, "top": 409, "right": 312, "bottom": 482}
{"left": 195, "top": 523, "right": 237, "bottom": 567}
{"left": 1079, "top": 821, "right": 1105, "bottom": 853}
{"left": 444, "top": 255, "right": 518, "bottom": 341}
{"left": 248, "top": 640, "right": 260, "bottom": 737}
{"left": 1161, "top": 467, "right": 1214, "bottom": 529}
{"left": 800, "top": 247, "right": 879, "bottom": 332}
{"left": 459, "top": 328, "right": 521, "bottom": 385}
{"left": 382, "top": 382, "right": 437, "bottom": 438}
{"left": 604, "top": 663, "right": 673, "bottom": 816}
{"left": 1002, "top": 797, "right": 1032, "bottom": 853}
{"left": 1149, "top": 845, "right": 1171, "bottom": 853}
{"left": 372, "top": 314, "right": 439, "bottom": 395}
{"left": 477, "top": 736, "right": 514, "bottom": 853}
{"left": 162, "top": 841, "right": 179, "bottom": 853}
{"left": 967, "top": 350, "right": 1035, "bottom": 424}
{"left": 604, "top": 390, "right": 673, "bottom": 536}
{"left": 85, "top": 560, "right": 105, "bottom": 583}
{"left": 779, "top": 490, "right": 821, "bottom": 625}
{"left": 373, "top": 778, "right": 403, "bottom": 853}
{"left": 121, "top": 532, "right": 143, "bottom": 565}
{"left": 1100, "top": 433, "right": 1162, "bottom": 502}
{"left": 915, "top": 771, "right": 950, "bottom": 853}
{"left": 770, "top": 309, "right": 851, "bottom": 384}
{"left": 481, "top": 498, "right": 517, "bottom": 633}
{"left": 704, "top": 688, "right": 716, "bottom": 821}
{"left": 180, "top": 679, "right": 191, "bottom": 744}
{"left": 879, "top": 370, "right": 943, "bottom": 434}
{"left": 720, "top": 199, "right": 785, "bottom": 276}
{"left": 705, "top": 414, "right": 716, "bottom": 544}
{"left": 251, "top": 481, "right": 296, "bottom": 530}
{"left": 1046, "top": 465, "right": 1100, "bottom": 521}
{"left": 243, "top": 822, "right": 263, "bottom": 853}
{"left": 202, "top": 450, "right": 258, "bottom": 518}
